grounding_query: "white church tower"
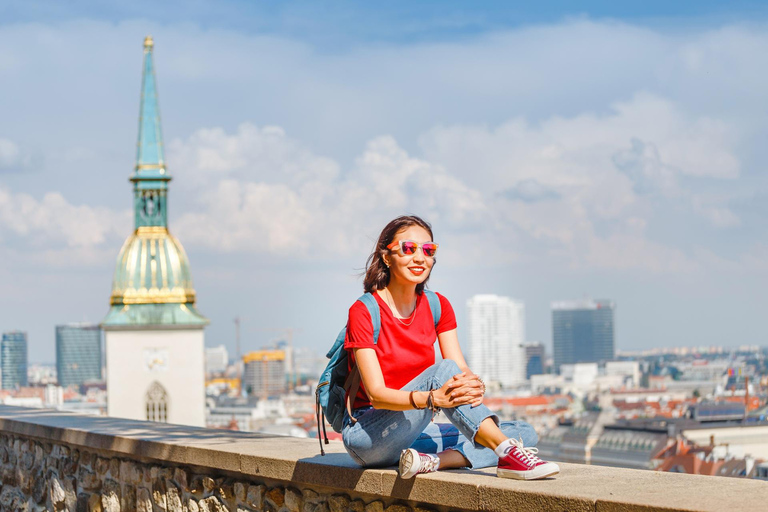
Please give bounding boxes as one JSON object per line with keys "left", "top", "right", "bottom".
{"left": 102, "top": 36, "right": 208, "bottom": 426}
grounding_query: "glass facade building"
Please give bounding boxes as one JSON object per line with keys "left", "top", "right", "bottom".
{"left": 1, "top": 331, "right": 28, "bottom": 389}
{"left": 56, "top": 324, "right": 103, "bottom": 388}
{"left": 524, "top": 341, "right": 545, "bottom": 379}
{"left": 552, "top": 299, "right": 615, "bottom": 373}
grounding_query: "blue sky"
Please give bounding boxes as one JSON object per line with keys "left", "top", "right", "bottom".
{"left": 2, "top": 1, "right": 768, "bottom": 362}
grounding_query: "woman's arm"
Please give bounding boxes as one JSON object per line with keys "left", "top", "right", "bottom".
{"left": 437, "top": 328, "right": 471, "bottom": 372}
{"left": 437, "top": 328, "right": 485, "bottom": 407}
{"left": 353, "top": 347, "right": 479, "bottom": 411}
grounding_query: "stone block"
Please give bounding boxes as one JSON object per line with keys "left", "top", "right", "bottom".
{"left": 245, "top": 484, "right": 265, "bottom": 509}
{"left": 32, "top": 470, "right": 47, "bottom": 504}
{"left": 64, "top": 476, "right": 78, "bottom": 511}
{"left": 102, "top": 491, "right": 120, "bottom": 512}
{"left": 198, "top": 496, "right": 227, "bottom": 512}
{"left": 121, "top": 461, "right": 141, "bottom": 485}
{"left": 233, "top": 482, "right": 245, "bottom": 503}
{"left": 187, "top": 498, "right": 200, "bottom": 512}
{"left": 61, "top": 454, "right": 79, "bottom": 476}
{"left": 136, "top": 487, "right": 152, "bottom": 512}
{"left": 79, "top": 467, "right": 102, "bottom": 492}
{"left": 89, "top": 492, "right": 104, "bottom": 512}
{"left": 102, "top": 479, "right": 121, "bottom": 511}
{"left": 285, "top": 487, "right": 303, "bottom": 512}
{"left": 173, "top": 468, "right": 188, "bottom": 491}
{"left": 384, "top": 505, "right": 410, "bottom": 512}
{"left": 202, "top": 477, "right": 216, "bottom": 493}
{"left": 152, "top": 479, "right": 167, "bottom": 511}
{"left": 327, "top": 494, "right": 349, "bottom": 512}
{"left": 216, "top": 480, "right": 234, "bottom": 501}
{"left": 121, "top": 484, "right": 136, "bottom": 512}
{"left": 0, "top": 487, "right": 22, "bottom": 510}
{"left": 301, "top": 489, "right": 320, "bottom": 504}
{"left": 18, "top": 465, "right": 32, "bottom": 494}
{"left": 95, "top": 457, "right": 109, "bottom": 476}
{"left": 265, "top": 487, "right": 285, "bottom": 509}
{"left": 76, "top": 493, "right": 91, "bottom": 512}
{"left": 21, "top": 450, "right": 34, "bottom": 470}
{"left": 2, "top": 464, "right": 17, "bottom": 486}
{"left": 348, "top": 499, "right": 365, "bottom": 512}
{"left": 364, "top": 501, "right": 384, "bottom": 512}
{"left": 109, "top": 458, "right": 120, "bottom": 479}
{"left": 166, "top": 485, "right": 184, "bottom": 512}
{"left": 49, "top": 474, "right": 67, "bottom": 506}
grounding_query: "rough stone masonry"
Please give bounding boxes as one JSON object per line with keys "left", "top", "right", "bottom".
{"left": 0, "top": 434, "right": 443, "bottom": 512}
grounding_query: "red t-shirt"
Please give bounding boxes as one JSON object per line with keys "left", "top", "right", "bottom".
{"left": 344, "top": 291, "right": 457, "bottom": 409}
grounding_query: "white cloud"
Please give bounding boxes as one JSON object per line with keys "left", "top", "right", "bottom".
{"left": 164, "top": 93, "right": 738, "bottom": 273}
{"left": 170, "top": 127, "right": 488, "bottom": 256}
{"left": 0, "top": 186, "right": 130, "bottom": 256}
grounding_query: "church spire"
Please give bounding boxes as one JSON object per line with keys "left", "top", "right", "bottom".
{"left": 136, "top": 35, "right": 166, "bottom": 175}
{"left": 131, "top": 36, "right": 170, "bottom": 230}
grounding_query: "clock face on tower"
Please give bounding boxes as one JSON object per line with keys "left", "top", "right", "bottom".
{"left": 143, "top": 348, "right": 169, "bottom": 372}
{"left": 140, "top": 192, "right": 162, "bottom": 222}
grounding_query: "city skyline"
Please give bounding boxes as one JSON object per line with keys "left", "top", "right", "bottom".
{"left": 2, "top": 2, "right": 768, "bottom": 363}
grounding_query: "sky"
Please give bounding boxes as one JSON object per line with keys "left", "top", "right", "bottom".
{"left": 2, "top": 1, "right": 768, "bottom": 363}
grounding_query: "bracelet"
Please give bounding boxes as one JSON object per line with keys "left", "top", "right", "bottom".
{"left": 426, "top": 390, "right": 440, "bottom": 413}
{"left": 409, "top": 391, "right": 424, "bottom": 410}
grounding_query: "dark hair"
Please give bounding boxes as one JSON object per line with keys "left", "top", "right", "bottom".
{"left": 363, "top": 215, "right": 435, "bottom": 294}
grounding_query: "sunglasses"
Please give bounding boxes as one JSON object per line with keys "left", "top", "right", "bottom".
{"left": 387, "top": 240, "right": 439, "bottom": 257}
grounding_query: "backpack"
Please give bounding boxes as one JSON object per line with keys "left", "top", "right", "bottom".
{"left": 315, "top": 290, "right": 442, "bottom": 455}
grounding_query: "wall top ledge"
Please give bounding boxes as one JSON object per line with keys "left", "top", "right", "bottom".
{"left": 1, "top": 405, "right": 766, "bottom": 512}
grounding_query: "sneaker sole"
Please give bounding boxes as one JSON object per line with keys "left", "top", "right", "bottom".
{"left": 399, "top": 449, "right": 418, "bottom": 479}
{"left": 497, "top": 465, "right": 560, "bottom": 480}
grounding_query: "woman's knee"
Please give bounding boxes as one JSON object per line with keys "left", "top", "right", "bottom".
{"left": 433, "top": 358, "right": 462, "bottom": 383}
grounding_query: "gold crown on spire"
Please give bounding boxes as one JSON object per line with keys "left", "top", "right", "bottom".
{"left": 144, "top": 35, "right": 154, "bottom": 49}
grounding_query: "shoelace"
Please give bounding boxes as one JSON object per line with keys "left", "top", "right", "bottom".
{"left": 505, "top": 438, "right": 544, "bottom": 467}
{"left": 417, "top": 453, "right": 440, "bottom": 473}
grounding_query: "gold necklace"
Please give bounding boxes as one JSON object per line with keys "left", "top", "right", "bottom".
{"left": 385, "top": 288, "right": 418, "bottom": 327}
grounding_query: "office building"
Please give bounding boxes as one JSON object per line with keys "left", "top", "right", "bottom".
{"left": 56, "top": 324, "right": 102, "bottom": 388}
{"left": 205, "top": 345, "right": 229, "bottom": 375}
{"left": 101, "top": 37, "right": 208, "bottom": 426}
{"left": 243, "top": 350, "right": 286, "bottom": 398}
{"left": 552, "top": 299, "right": 615, "bottom": 373}
{"left": 467, "top": 295, "right": 527, "bottom": 388}
{"left": 524, "top": 341, "right": 545, "bottom": 379}
{"left": 1, "top": 331, "right": 28, "bottom": 389}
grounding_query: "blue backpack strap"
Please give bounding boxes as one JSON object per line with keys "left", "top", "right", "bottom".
{"left": 424, "top": 289, "right": 442, "bottom": 329}
{"left": 357, "top": 292, "right": 381, "bottom": 344}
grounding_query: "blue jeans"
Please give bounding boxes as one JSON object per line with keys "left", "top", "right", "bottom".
{"left": 342, "top": 359, "right": 538, "bottom": 468}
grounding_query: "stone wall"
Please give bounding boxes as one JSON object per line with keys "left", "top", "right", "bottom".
{"left": 0, "top": 433, "right": 441, "bottom": 512}
{"left": 2, "top": 405, "right": 767, "bottom": 512}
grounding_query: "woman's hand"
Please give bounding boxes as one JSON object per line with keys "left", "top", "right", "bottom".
{"left": 433, "top": 371, "right": 485, "bottom": 408}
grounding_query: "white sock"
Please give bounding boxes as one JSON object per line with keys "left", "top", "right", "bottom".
{"left": 494, "top": 439, "right": 513, "bottom": 457}
{"left": 427, "top": 453, "right": 441, "bottom": 470}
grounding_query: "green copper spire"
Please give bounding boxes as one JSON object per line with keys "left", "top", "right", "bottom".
{"left": 103, "top": 35, "right": 208, "bottom": 328}
{"left": 131, "top": 35, "right": 170, "bottom": 229}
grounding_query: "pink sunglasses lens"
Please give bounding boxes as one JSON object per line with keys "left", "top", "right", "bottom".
{"left": 401, "top": 241, "right": 419, "bottom": 254}
{"left": 422, "top": 243, "right": 438, "bottom": 257}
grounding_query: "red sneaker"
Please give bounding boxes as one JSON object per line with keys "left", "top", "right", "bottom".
{"left": 497, "top": 438, "right": 559, "bottom": 480}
